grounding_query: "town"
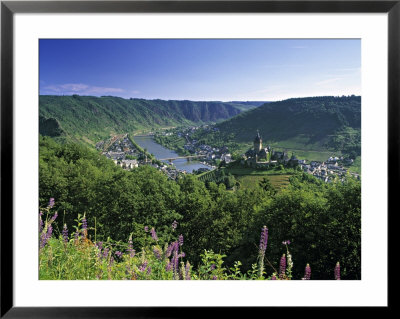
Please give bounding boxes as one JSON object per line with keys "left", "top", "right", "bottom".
{"left": 96, "top": 127, "right": 360, "bottom": 183}
{"left": 155, "top": 126, "right": 360, "bottom": 182}
{"left": 95, "top": 134, "right": 183, "bottom": 180}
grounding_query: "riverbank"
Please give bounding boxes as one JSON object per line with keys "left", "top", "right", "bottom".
{"left": 133, "top": 135, "right": 210, "bottom": 173}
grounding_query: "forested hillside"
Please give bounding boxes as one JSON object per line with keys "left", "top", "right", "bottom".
{"left": 39, "top": 95, "right": 248, "bottom": 144}
{"left": 39, "top": 135, "right": 361, "bottom": 279}
{"left": 193, "top": 96, "right": 361, "bottom": 157}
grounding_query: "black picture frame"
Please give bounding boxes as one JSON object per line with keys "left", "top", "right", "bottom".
{"left": 1, "top": 0, "right": 396, "bottom": 317}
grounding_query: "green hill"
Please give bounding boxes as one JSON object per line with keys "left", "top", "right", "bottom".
{"left": 39, "top": 95, "right": 250, "bottom": 144}
{"left": 194, "top": 96, "right": 361, "bottom": 157}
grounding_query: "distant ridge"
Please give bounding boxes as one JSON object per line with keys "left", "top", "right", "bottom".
{"left": 196, "top": 95, "right": 361, "bottom": 156}
{"left": 39, "top": 95, "right": 253, "bottom": 144}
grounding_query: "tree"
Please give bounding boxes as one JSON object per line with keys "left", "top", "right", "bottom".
{"left": 259, "top": 177, "right": 277, "bottom": 196}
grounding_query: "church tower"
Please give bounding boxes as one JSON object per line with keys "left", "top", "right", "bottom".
{"left": 254, "top": 130, "right": 262, "bottom": 152}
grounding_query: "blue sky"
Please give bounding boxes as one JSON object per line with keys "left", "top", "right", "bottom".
{"left": 39, "top": 39, "right": 360, "bottom": 101}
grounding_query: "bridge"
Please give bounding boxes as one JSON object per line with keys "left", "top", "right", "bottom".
{"left": 159, "top": 155, "right": 207, "bottom": 162}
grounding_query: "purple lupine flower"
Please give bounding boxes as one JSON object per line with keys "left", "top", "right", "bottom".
{"left": 50, "top": 212, "right": 58, "bottom": 223}
{"left": 259, "top": 226, "right": 268, "bottom": 254}
{"left": 279, "top": 254, "right": 286, "bottom": 278}
{"left": 47, "top": 225, "right": 53, "bottom": 239}
{"left": 172, "top": 220, "right": 178, "bottom": 230}
{"left": 81, "top": 216, "right": 87, "bottom": 238}
{"left": 40, "top": 224, "right": 53, "bottom": 248}
{"left": 62, "top": 224, "right": 68, "bottom": 243}
{"left": 127, "top": 235, "right": 135, "bottom": 258}
{"left": 271, "top": 274, "right": 277, "bottom": 280}
{"left": 102, "top": 247, "right": 109, "bottom": 259}
{"left": 303, "top": 263, "right": 311, "bottom": 280}
{"left": 150, "top": 228, "right": 158, "bottom": 241}
{"left": 146, "top": 266, "right": 152, "bottom": 275}
{"left": 212, "top": 275, "right": 217, "bottom": 280}
{"left": 82, "top": 216, "right": 87, "bottom": 230}
{"left": 178, "top": 234, "right": 184, "bottom": 246}
{"left": 39, "top": 212, "right": 44, "bottom": 233}
{"left": 153, "top": 246, "right": 162, "bottom": 260}
{"left": 115, "top": 251, "right": 123, "bottom": 258}
{"left": 178, "top": 252, "right": 185, "bottom": 258}
{"left": 47, "top": 198, "right": 55, "bottom": 209}
{"left": 165, "top": 260, "right": 172, "bottom": 272}
{"left": 39, "top": 231, "right": 47, "bottom": 249}
{"left": 144, "top": 226, "right": 149, "bottom": 232}
{"left": 139, "top": 261, "right": 148, "bottom": 272}
{"left": 166, "top": 242, "right": 176, "bottom": 258}
{"left": 185, "top": 262, "right": 191, "bottom": 280}
{"left": 334, "top": 262, "right": 341, "bottom": 280}
{"left": 171, "top": 242, "right": 180, "bottom": 279}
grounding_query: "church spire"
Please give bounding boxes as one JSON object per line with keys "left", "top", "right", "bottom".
{"left": 254, "top": 130, "right": 262, "bottom": 151}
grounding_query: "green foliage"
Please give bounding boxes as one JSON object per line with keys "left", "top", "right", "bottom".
{"left": 259, "top": 177, "right": 277, "bottom": 196}
{"left": 39, "top": 95, "right": 249, "bottom": 144}
{"left": 40, "top": 136, "right": 361, "bottom": 279}
{"left": 190, "top": 96, "right": 361, "bottom": 158}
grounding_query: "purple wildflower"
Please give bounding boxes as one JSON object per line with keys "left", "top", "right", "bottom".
{"left": 62, "top": 224, "right": 68, "bottom": 243}
{"left": 271, "top": 275, "right": 277, "bottom": 280}
{"left": 259, "top": 226, "right": 268, "bottom": 255}
{"left": 47, "top": 198, "right": 55, "bottom": 209}
{"left": 39, "top": 212, "right": 44, "bottom": 233}
{"left": 334, "top": 262, "right": 341, "bottom": 280}
{"left": 153, "top": 246, "right": 162, "bottom": 260}
{"left": 144, "top": 226, "right": 149, "bottom": 232}
{"left": 172, "top": 220, "right": 178, "bottom": 230}
{"left": 303, "top": 263, "right": 311, "bottom": 280}
{"left": 258, "top": 226, "right": 268, "bottom": 277}
{"left": 171, "top": 242, "right": 180, "bottom": 280}
{"left": 82, "top": 216, "right": 87, "bottom": 230}
{"left": 115, "top": 251, "right": 123, "bottom": 258}
{"left": 96, "top": 241, "right": 103, "bottom": 250}
{"left": 139, "top": 261, "right": 148, "bottom": 272}
{"left": 47, "top": 225, "right": 53, "bottom": 239}
{"left": 282, "top": 240, "right": 291, "bottom": 245}
{"left": 102, "top": 247, "right": 109, "bottom": 259}
{"left": 279, "top": 254, "right": 286, "bottom": 278}
{"left": 210, "top": 264, "right": 216, "bottom": 271}
{"left": 147, "top": 266, "right": 152, "bottom": 276}
{"left": 212, "top": 275, "right": 217, "bottom": 280}
{"left": 166, "top": 242, "right": 176, "bottom": 258}
{"left": 165, "top": 261, "right": 172, "bottom": 272}
{"left": 40, "top": 224, "right": 53, "bottom": 248}
{"left": 178, "top": 234, "right": 184, "bottom": 247}
{"left": 50, "top": 212, "right": 58, "bottom": 223}
{"left": 127, "top": 235, "right": 135, "bottom": 258}
{"left": 150, "top": 228, "right": 158, "bottom": 241}
{"left": 81, "top": 216, "right": 87, "bottom": 238}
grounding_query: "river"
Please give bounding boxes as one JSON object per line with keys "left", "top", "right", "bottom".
{"left": 133, "top": 135, "right": 211, "bottom": 173}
